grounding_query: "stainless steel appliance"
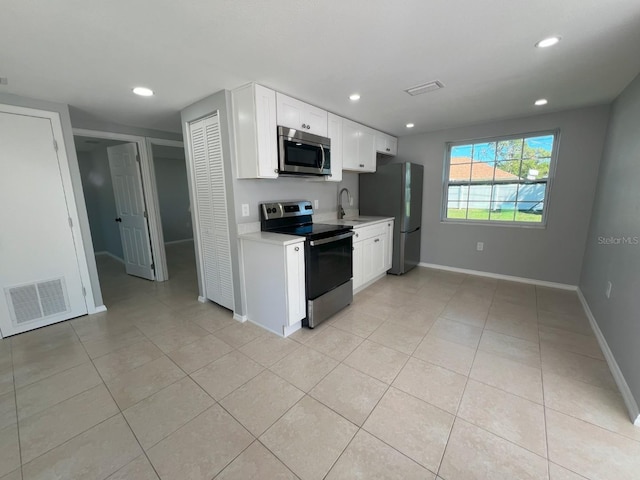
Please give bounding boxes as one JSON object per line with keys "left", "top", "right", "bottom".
{"left": 261, "top": 200, "right": 353, "bottom": 328}
{"left": 359, "top": 162, "right": 424, "bottom": 275}
{"left": 277, "top": 126, "right": 331, "bottom": 176}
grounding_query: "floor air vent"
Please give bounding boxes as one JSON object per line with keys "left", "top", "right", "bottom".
{"left": 5, "top": 278, "right": 70, "bottom": 325}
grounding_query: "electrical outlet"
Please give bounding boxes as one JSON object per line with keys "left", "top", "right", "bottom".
{"left": 476, "top": 242, "right": 484, "bottom": 251}
{"left": 349, "top": 197, "right": 354, "bottom": 206}
{"left": 605, "top": 281, "right": 612, "bottom": 299}
{"left": 241, "top": 204, "right": 250, "bottom": 217}
{"left": 314, "top": 199, "right": 319, "bottom": 209}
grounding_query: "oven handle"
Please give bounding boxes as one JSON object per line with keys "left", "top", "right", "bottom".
{"left": 309, "top": 231, "right": 354, "bottom": 247}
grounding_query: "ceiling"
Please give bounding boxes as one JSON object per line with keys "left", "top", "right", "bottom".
{"left": 2, "top": 0, "right": 640, "bottom": 136}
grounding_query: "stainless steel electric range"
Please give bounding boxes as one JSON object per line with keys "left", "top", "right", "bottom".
{"left": 261, "top": 200, "right": 353, "bottom": 328}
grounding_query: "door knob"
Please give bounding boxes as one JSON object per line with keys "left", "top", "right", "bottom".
{"left": 115, "top": 217, "right": 122, "bottom": 222}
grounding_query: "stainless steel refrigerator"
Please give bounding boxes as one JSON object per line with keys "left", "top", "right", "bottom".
{"left": 359, "top": 162, "right": 424, "bottom": 275}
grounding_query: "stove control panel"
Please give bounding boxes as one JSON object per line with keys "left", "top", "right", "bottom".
{"left": 261, "top": 200, "right": 314, "bottom": 220}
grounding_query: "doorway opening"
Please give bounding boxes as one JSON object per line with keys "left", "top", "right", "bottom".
{"left": 74, "top": 133, "right": 197, "bottom": 307}
{"left": 147, "top": 142, "right": 198, "bottom": 294}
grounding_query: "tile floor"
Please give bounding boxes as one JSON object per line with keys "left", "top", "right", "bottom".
{"left": 1, "top": 243, "right": 639, "bottom": 479}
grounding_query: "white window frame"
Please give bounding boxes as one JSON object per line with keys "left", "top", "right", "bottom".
{"left": 441, "top": 129, "right": 560, "bottom": 227}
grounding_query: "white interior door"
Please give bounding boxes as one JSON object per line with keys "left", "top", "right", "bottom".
{"left": 107, "top": 143, "right": 155, "bottom": 280}
{"left": 0, "top": 110, "right": 87, "bottom": 336}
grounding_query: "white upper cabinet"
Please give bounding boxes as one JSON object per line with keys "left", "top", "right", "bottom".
{"left": 342, "top": 119, "right": 376, "bottom": 172}
{"left": 375, "top": 132, "right": 398, "bottom": 156}
{"left": 276, "top": 93, "right": 328, "bottom": 137}
{"left": 326, "top": 113, "right": 343, "bottom": 182}
{"left": 232, "top": 83, "right": 278, "bottom": 179}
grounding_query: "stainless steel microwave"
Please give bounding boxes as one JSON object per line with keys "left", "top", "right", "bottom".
{"left": 277, "top": 126, "right": 331, "bottom": 176}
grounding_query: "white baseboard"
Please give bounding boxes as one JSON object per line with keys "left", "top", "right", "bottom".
{"left": 164, "top": 238, "right": 194, "bottom": 245}
{"left": 90, "top": 305, "right": 108, "bottom": 314}
{"left": 418, "top": 262, "right": 577, "bottom": 291}
{"left": 233, "top": 312, "right": 247, "bottom": 323}
{"left": 576, "top": 288, "right": 640, "bottom": 426}
{"left": 95, "top": 251, "right": 125, "bottom": 264}
{"left": 197, "top": 296, "right": 206, "bottom": 304}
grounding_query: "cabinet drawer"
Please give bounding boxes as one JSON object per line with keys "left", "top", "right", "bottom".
{"left": 352, "top": 223, "right": 386, "bottom": 243}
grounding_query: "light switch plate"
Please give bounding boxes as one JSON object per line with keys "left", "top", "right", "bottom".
{"left": 476, "top": 242, "right": 484, "bottom": 251}
{"left": 241, "top": 204, "right": 250, "bottom": 217}
{"left": 314, "top": 199, "right": 319, "bottom": 209}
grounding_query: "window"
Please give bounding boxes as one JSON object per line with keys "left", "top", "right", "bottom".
{"left": 443, "top": 131, "right": 557, "bottom": 225}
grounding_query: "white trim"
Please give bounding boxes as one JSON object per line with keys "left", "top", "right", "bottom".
{"left": 72, "top": 128, "right": 166, "bottom": 282}
{"left": 283, "top": 321, "right": 302, "bottom": 337}
{"left": 92, "top": 305, "right": 107, "bottom": 313}
{"left": 95, "top": 251, "right": 125, "bottom": 264}
{"left": 418, "top": 262, "right": 577, "bottom": 290}
{"left": 1, "top": 105, "right": 98, "bottom": 317}
{"left": 197, "top": 296, "right": 206, "bottom": 303}
{"left": 577, "top": 288, "right": 640, "bottom": 425}
{"left": 164, "top": 238, "right": 194, "bottom": 245}
{"left": 233, "top": 312, "right": 247, "bottom": 323}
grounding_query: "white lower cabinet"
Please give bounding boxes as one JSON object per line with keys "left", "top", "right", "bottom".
{"left": 241, "top": 234, "right": 305, "bottom": 336}
{"left": 352, "top": 219, "right": 394, "bottom": 292}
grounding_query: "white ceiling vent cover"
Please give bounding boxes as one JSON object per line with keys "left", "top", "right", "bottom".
{"left": 5, "top": 278, "right": 70, "bottom": 325}
{"left": 405, "top": 81, "right": 445, "bottom": 96}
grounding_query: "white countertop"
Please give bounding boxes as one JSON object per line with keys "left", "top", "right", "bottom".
{"left": 239, "top": 231, "right": 305, "bottom": 246}
{"left": 333, "top": 216, "right": 395, "bottom": 227}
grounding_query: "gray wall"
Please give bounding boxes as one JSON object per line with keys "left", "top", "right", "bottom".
{"left": 69, "top": 107, "right": 182, "bottom": 141}
{"left": 394, "top": 105, "right": 610, "bottom": 285}
{"left": 77, "top": 149, "right": 124, "bottom": 259}
{"left": 154, "top": 154, "right": 192, "bottom": 243}
{"left": 580, "top": 73, "right": 640, "bottom": 410}
{"left": 0, "top": 93, "right": 103, "bottom": 307}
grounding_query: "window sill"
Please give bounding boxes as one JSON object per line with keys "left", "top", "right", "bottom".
{"left": 440, "top": 219, "right": 547, "bottom": 229}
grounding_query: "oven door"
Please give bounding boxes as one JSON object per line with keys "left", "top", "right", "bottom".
{"left": 278, "top": 127, "right": 331, "bottom": 176}
{"left": 306, "top": 231, "right": 353, "bottom": 300}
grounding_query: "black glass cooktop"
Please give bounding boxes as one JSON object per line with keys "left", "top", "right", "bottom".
{"left": 267, "top": 223, "right": 352, "bottom": 240}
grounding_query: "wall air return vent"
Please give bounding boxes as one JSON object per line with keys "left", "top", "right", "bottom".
{"left": 5, "top": 278, "right": 70, "bottom": 325}
{"left": 404, "top": 80, "right": 445, "bottom": 96}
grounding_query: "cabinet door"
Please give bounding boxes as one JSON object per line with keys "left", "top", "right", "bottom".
{"left": 285, "top": 243, "right": 306, "bottom": 326}
{"left": 370, "top": 235, "right": 385, "bottom": 277}
{"left": 387, "top": 136, "right": 398, "bottom": 156}
{"left": 375, "top": 133, "right": 388, "bottom": 153}
{"left": 304, "top": 105, "right": 328, "bottom": 137}
{"left": 276, "top": 93, "right": 305, "bottom": 130}
{"left": 352, "top": 240, "right": 364, "bottom": 290}
{"left": 342, "top": 119, "right": 360, "bottom": 170}
{"left": 359, "top": 127, "right": 376, "bottom": 172}
{"left": 255, "top": 85, "right": 279, "bottom": 178}
{"left": 384, "top": 221, "right": 394, "bottom": 270}
{"left": 326, "top": 113, "right": 343, "bottom": 182}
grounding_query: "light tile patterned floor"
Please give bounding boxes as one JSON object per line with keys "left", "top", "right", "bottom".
{"left": 1, "top": 243, "right": 639, "bottom": 479}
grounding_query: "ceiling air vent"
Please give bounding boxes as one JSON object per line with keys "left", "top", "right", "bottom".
{"left": 405, "top": 80, "right": 444, "bottom": 96}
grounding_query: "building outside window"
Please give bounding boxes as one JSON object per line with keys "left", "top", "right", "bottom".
{"left": 442, "top": 131, "right": 558, "bottom": 225}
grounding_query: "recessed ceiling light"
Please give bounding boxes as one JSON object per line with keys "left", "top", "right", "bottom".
{"left": 349, "top": 93, "right": 361, "bottom": 101}
{"left": 535, "top": 36, "right": 561, "bottom": 48}
{"left": 406, "top": 123, "right": 415, "bottom": 128}
{"left": 133, "top": 86, "right": 154, "bottom": 97}
{"left": 534, "top": 98, "right": 548, "bottom": 106}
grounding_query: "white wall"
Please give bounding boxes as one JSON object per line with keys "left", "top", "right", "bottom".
{"left": 394, "top": 105, "right": 611, "bottom": 285}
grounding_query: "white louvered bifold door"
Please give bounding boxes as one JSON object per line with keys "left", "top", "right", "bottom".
{"left": 189, "top": 114, "right": 234, "bottom": 310}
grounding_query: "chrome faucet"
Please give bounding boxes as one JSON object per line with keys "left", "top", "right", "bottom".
{"left": 338, "top": 187, "right": 352, "bottom": 219}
